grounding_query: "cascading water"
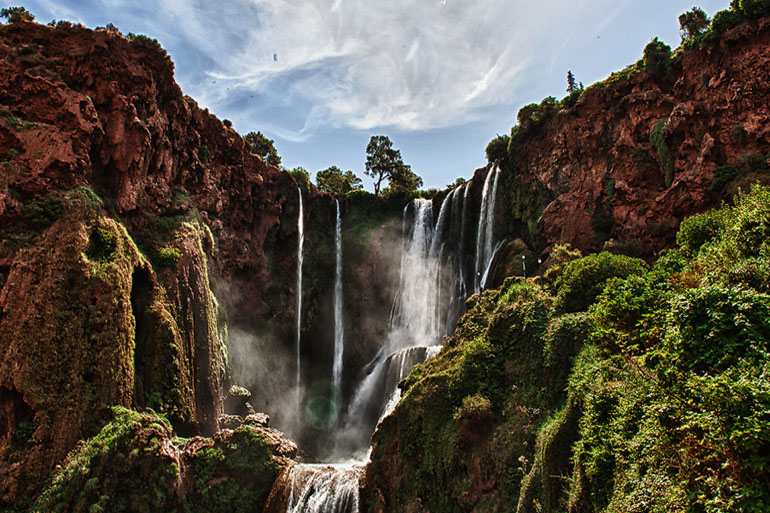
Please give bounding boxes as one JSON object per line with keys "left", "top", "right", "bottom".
{"left": 280, "top": 186, "right": 499, "bottom": 511}
{"left": 332, "top": 199, "right": 345, "bottom": 413}
{"left": 474, "top": 166, "right": 500, "bottom": 292}
{"left": 296, "top": 188, "right": 304, "bottom": 415}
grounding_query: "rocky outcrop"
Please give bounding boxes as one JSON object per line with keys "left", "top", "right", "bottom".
{"left": 501, "top": 17, "right": 770, "bottom": 258}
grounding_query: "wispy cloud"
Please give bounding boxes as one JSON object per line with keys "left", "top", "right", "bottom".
{"left": 48, "top": 0, "right": 630, "bottom": 135}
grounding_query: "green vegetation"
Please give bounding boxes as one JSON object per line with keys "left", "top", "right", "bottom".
{"left": 315, "top": 165, "right": 363, "bottom": 196}
{"left": 679, "top": 7, "right": 711, "bottom": 42}
{"left": 369, "top": 184, "right": 770, "bottom": 512}
{"left": 154, "top": 246, "right": 181, "bottom": 268}
{"left": 86, "top": 227, "right": 118, "bottom": 263}
{"left": 244, "top": 131, "right": 281, "bottom": 167}
{"left": 32, "top": 407, "right": 179, "bottom": 513}
{"left": 485, "top": 134, "right": 510, "bottom": 164}
{"left": 198, "top": 144, "right": 211, "bottom": 164}
{"left": 24, "top": 194, "right": 64, "bottom": 231}
{"left": 288, "top": 166, "right": 311, "bottom": 194}
{"left": 365, "top": 135, "right": 422, "bottom": 196}
{"left": 1, "top": 6, "right": 34, "bottom": 23}
{"left": 643, "top": 37, "right": 672, "bottom": 76}
{"left": 187, "top": 427, "right": 278, "bottom": 512}
{"left": 127, "top": 33, "right": 167, "bottom": 56}
{"left": 650, "top": 117, "right": 674, "bottom": 187}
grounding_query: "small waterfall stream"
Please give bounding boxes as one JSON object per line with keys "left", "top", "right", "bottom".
{"left": 474, "top": 166, "right": 500, "bottom": 292}
{"left": 332, "top": 199, "right": 345, "bottom": 413}
{"left": 296, "top": 188, "right": 304, "bottom": 415}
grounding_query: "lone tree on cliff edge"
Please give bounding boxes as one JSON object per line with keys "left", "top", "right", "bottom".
{"left": 567, "top": 70, "right": 579, "bottom": 93}
{"left": 244, "top": 131, "right": 281, "bottom": 167}
{"left": 365, "top": 135, "right": 422, "bottom": 196}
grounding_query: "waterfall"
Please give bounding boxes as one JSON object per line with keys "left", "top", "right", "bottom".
{"left": 332, "top": 199, "right": 345, "bottom": 413}
{"left": 286, "top": 463, "right": 362, "bottom": 513}
{"left": 474, "top": 166, "right": 500, "bottom": 292}
{"left": 296, "top": 188, "right": 304, "bottom": 414}
{"left": 334, "top": 198, "right": 445, "bottom": 459}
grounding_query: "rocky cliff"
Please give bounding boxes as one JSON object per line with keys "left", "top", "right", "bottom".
{"left": 495, "top": 15, "right": 770, "bottom": 265}
{"left": 0, "top": 19, "right": 306, "bottom": 506}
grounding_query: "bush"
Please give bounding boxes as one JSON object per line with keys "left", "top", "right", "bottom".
{"left": 736, "top": 0, "right": 770, "bottom": 18}
{"left": 24, "top": 194, "right": 64, "bottom": 230}
{"left": 710, "top": 165, "right": 740, "bottom": 193}
{"left": 128, "top": 34, "right": 167, "bottom": 56}
{"left": 86, "top": 227, "right": 117, "bottom": 264}
{"left": 676, "top": 208, "right": 725, "bottom": 254}
{"left": 155, "top": 246, "right": 181, "bottom": 268}
{"left": 679, "top": 7, "right": 710, "bottom": 41}
{"left": 642, "top": 38, "right": 672, "bottom": 76}
{"left": 711, "top": 8, "right": 745, "bottom": 33}
{"left": 554, "top": 252, "right": 647, "bottom": 313}
{"left": 650, "top": 118, "right": 674, "bottom": 187}
{"left": 198, "top": 145, "right": 211, "bottom": 164}
{"left": 485, "top": 134, "right": 510, "bottom": 163}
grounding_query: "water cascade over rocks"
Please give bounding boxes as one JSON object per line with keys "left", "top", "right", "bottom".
{"left": 276, "top": 169, "right": 502, "bottom": 511}
{"left": 296, "top": 188, "right": 304, "bottom": 416}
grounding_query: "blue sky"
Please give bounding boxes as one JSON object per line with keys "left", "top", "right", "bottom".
{"left": 18, "top": 0, "right": 730, "bottom": 189}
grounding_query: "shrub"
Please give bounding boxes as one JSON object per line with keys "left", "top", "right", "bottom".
{"left": 711, "top": 8, "right": 745, "bottom": 33}
{"left": 155, "top": 246, "right": 182, "bottom": 268}
{"left": 642, "top": 38, "right": 672, "bottom": 76}
{"left": 198, "top": 144, "right": 211, "bottom": 164}
{"left": 650, "top": 118, "right": 674, "bottom": 187}
{"left": 736, "top": 0, "right": 770, "bottom": 18}
{"left": 129, "top": 34, "right": 167, "bottom": 56}
{"left": 24, "top": 194, "right": 64, "bottom": 230}
{"left": 677, "top": 208, "right": 725, "bottom": 255}
{"left": 86, "top": 227, "right": 117, "bottom": 264}
{"left": 710, "top": 165, "right": 739, "bottom": 193}
{"left": 554, "top": 252, "right": 647, "bottom": 313}
{"left": 485, "top": 134, "right": 510, "bottom": 163}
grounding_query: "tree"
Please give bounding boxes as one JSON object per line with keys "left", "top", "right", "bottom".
{"left": 244, "top": 131, "right": 281, "bottom": 167}
{"left": 316, "top": 166, "right": 363, "bottom": 196}
{"left": 643, "top": 37, "right": 672, "bottom": 76}
{"left": 1, "top": 7, "right": 34, "bottom": 23}
{"left": 679, "top": 7, "right": 710, "bottom": 41}
{"left": 385, "top": 163, "right": 423, "bottom": 195}
{"left": 485, "top": 134, "right": 510, "bottom": 163}
{"left": 566, "top": 70, "right": 578, "bottom": 93}
{"left": 365, "top": 135, "right": 419, "bottom": 196}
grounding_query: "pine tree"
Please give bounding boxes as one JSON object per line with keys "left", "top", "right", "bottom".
{"left": 567, "top": 70, "right": 578, "bottom": 93}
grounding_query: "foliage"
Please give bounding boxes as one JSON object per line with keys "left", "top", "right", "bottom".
{"left": 288, "top": 166, "right": 311, "bottom": 193}
{"left": 676, "top": 208, "right": 726, "bottom": 255}
{"left": 244, "top": 131, "right": 281, "bottom": 167}
{"left": 154, "top": 246, "right": 181, "bottom": 268}
{"left": 642, "top": 37, "right": 672, "bottom": 76}
{"left": 566, "top": 70, "right": 579, "bottom": 93}
{"left": 679, "top": 7, "right": 711, "bottom": 41}
{"left": 485, "top": 134, "right": 510, "bottom": 164}
{"left": 198, "top": 144, "right": 211, "bottom": 164}
{"left": 24, "top": 194, "right": 64, "bottom": 231}
{"left": 650, "top": 118, "right": 674, "bottom": 187}
{"left": 554, "top": 252, "right": 647, "bottom": 313}
{"left": 365, "top": 135, "right": 420, "bottom": 196}
{"left": 86, "top": 227, "right": 118, "bottom": 264}
{"left": 315, "top": 165, "right": 363, "bottom": 196}
{"left": 128, "top": 34, "right": 166, "bottom": 56}
{"left": 1, "top": 6, "right": 34, "bottom": 23}
{"left": 32, "top": 407, "right": 179, "bottom": 513}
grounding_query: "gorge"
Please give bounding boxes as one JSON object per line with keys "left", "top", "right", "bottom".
{"left": 2, "top": 4, "right": 770, "bottom": 513}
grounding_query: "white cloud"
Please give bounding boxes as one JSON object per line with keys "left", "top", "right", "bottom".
{"left": 102, "top": 0, "right": 632, "bottom": 134}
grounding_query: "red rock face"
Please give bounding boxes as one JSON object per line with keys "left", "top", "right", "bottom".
{"left": 505, "top": 19, "right": 770, "bottom": 257}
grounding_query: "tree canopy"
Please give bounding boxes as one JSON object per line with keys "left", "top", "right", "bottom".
{"left": 365, "top": 135, "right": 421, "bottom": 196}
{"left": 244, "top": 131, "right": 281, "bottom": 167}
{"left": 1, "top": 6, "right": 34, "bottom": 22}
{"left": 316, "top": 166, "right": 363, "bottom": 196}
{"left": 679, "top": 7, "right": 710, "bottom": 41}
